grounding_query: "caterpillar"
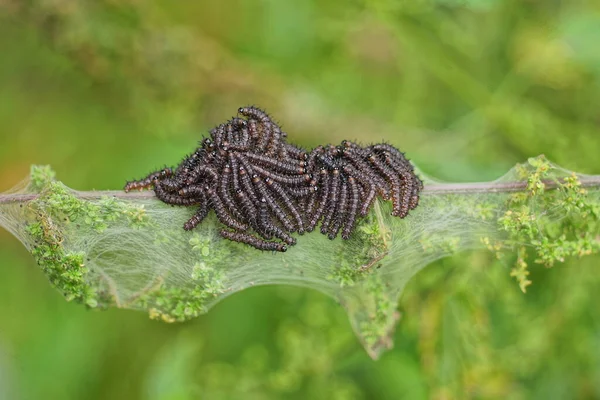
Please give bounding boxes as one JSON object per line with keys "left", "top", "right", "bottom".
{"left": 125, "top": 106, "right": 422, "bottom": 251}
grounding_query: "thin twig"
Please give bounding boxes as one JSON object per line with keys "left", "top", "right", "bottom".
{"left": 1, "top": 176, "right": 599, "bottom": 205}
{"left": 422, "top": 175, "right": 600, "bottom": 195}
{"left": 0, "top": 190, "right": 155, "bottom": 204}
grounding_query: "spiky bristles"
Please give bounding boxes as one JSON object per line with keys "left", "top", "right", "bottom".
{"left": 124, "top": 106, "right": 422, "bottom": 251}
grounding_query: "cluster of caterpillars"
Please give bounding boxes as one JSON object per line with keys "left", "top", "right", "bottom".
{"left": 125, "top": 106, "right": 423, "bottom": 252}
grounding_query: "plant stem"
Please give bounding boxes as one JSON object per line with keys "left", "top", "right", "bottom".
{"left": 423, "top": 175, "right": 600, "bottom": 195}
{"left": 1, "top": 176, "right": 599, "bottom": 205}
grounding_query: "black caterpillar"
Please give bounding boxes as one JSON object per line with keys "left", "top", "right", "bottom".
{"left": 125, "top": 106, "right": 423, "bottom": 251}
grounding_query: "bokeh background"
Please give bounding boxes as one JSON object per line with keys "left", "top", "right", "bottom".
{"left": 1, "top": 1, "right": 600, "bottom": 399}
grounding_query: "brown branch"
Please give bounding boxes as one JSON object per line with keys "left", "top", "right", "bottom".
{"left": 422, "top": 175, "right": 600, "bottom": 195}
{"left": 1, "top": 176, "right": 599, "bottom": 205}
{"left": 0, "top": 190, "right": 155, "bottom": 204}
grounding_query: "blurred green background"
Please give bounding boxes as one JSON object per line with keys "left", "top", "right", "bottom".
{"left": 1, "top": 1, "right": 600, "bottom": 399}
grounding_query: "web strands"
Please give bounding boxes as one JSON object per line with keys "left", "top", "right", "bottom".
{"left": 124, "top": 106, "right": 422, "bottom": 251}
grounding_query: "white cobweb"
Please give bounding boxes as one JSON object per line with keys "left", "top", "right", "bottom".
{"left": 1, "top": 157, "right": 599, "bottom": 359}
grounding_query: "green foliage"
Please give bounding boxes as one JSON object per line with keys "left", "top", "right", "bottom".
{"left": 29, "top": 165, "right": 56, "bottom": 192}
{"left": 327, "top": 203, "right": 390, "bottom": 287}
{"left": 26, "top": 171, "right": 97, "bottom": 307}
{"left": 358, "top": 274, "right": 397, "bottom": 351}
{"left": 24, "top": 165, "right": 150, "bottom": 308}
{"left": 2, "top": 1, "right": 600, "bottom": 399}
{"left": 499, "top": 157, "right": 600, "bottom": 292}
{"left": 137, "top": 233, "right": 229, "bottom": 323}
{"left": 12, "top": 158, "right": 600, "bottom": 364}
